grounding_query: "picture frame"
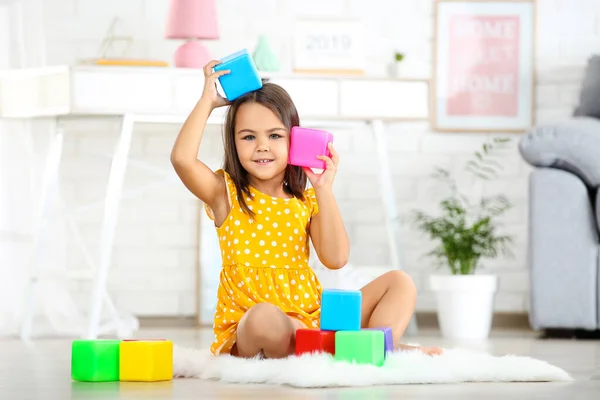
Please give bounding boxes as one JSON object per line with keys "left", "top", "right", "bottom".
{"left": 292, "top": 18, "right": 366, "bottom": 75}
{"left": 432, "top": 0, "right": 536, "bottom": 132}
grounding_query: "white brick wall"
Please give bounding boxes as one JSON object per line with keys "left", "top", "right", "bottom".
{"left": 36, "top": 0, "right": 597, "bottom": 316}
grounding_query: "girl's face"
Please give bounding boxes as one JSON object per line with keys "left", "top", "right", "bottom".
{"left": 234, "top": 102, "right": 290, "bottom": 183}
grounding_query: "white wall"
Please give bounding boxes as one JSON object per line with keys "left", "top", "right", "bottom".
{"left": 36, "top": 0, "right": 597, "bottom": 316}
{"left": 0, "top": 5, "right": 10, "bottom": 69}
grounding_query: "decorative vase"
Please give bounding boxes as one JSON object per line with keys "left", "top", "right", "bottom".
{"left": 429, "top": 274, "right": 498, "bottom": 340}
{"left": 252, "top": 35, "right": 280, "bottom": 72}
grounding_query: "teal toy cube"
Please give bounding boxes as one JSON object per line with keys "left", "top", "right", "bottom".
{"left": 213, "top": 49, "right": 262, "bottom": 101}
{"left": 320, "top": 289, "right": 361, "bottom": 331}
{"left": 335, "top": 330, "right": 385, "bottom": 367}
{"left": 71, "top": 340, "right": 121, "bottom": 382}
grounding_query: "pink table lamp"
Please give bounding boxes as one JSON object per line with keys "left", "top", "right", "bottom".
{"left": 166, "top": 0, "right": 219, "bottom": 68}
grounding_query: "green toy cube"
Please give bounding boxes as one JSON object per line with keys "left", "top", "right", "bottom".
{"left": 334, "top": 330, "right": 385, "bottom": 367}
{"left": 71, "top": 340, "right": 121, "bottom": 382}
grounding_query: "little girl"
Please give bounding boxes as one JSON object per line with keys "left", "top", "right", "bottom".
{"left": 171, "top": 60, "right": 442, "bottom": 359}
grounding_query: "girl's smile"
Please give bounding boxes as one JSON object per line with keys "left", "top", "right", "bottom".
{"left": 253, "top": 158, "right": 274, "bottom": 165}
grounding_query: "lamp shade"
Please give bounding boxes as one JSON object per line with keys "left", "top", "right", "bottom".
{"left": 165, "top": 0, "right": 219, "bottom": 40}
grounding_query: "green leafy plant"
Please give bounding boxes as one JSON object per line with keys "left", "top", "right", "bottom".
{"left": 394, "top": 52, "right": 405, "bottom": 62}
{"left": 409, "top": 137, "right": 513, "bottom": 275}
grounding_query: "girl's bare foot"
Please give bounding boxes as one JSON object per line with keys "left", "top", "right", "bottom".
{"left": 396, "top": 343, "right": 444, "bottom": 356}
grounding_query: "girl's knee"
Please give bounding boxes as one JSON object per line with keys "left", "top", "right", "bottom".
{"left": 241, "top": 303, "right": 290, "bottom": 340}
{"left": 386, "top": 270, "right": 417, "bottom": 294}
{"left": 245, "top": 302, "right": 280, "bottom": 324}
{"left": 238, "top": 302, "right": 293, "bottom": 358}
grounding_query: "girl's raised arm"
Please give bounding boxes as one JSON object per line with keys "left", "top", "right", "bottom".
{"left": 170, "top": 61, "right": 230, "bottom": 218}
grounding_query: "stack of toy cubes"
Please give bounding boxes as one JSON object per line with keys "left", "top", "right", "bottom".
{"left": 295, "top": 289, "right": 394, "bottom": 366}
{"left": 71, "top": 339, "right": 173, "bottom": 382}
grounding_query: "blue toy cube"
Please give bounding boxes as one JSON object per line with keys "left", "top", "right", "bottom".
{"left": 320, "top": 289, "right": 361, "bottom": 331}
{"left": 365, "top": 327, "right": 394, "bottom": 357}
{"left": 213, "top": 49, "right": 262, "bottom": 101}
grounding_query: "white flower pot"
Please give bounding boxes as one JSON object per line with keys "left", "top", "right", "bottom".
{"left": 394, "top": 62, "right": 403, "bottom": 78}
{"left": 429, "top": 274, "right": 498, "bottom": 340}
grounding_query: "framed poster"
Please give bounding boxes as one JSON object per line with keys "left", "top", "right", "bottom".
{"left": 432, "top": 0, "right": 536, "bottom": 132}
{"left": 293, "top": 18, "right": 366, "bottom": 75}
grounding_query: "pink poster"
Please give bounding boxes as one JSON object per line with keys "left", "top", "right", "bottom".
{"left": 446, "top": 15, "right": 520, "bottom": 117}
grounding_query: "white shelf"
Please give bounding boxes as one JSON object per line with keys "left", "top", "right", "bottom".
{"left": 0, "top": 65, "right": 430, "bottom": 121}
{"left": 0, "top": 66, "right": 70, "bottom": 118}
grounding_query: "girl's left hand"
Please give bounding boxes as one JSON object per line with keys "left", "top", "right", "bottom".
{"left": 303, "top": 142, "right": 339, "bottom": 190}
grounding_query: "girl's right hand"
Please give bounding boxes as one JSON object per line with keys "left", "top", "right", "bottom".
{"left": 201, "top": 60, "right": 231, "bottom": 109}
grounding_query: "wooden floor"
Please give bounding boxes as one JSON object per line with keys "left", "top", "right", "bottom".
{"left": 1, "top": 327, "right": 599, "bottom": 399}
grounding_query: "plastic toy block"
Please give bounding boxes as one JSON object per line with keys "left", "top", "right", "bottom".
{"left": 320, "top": 289, "right": 362, "bottom": 331}
{"left": 71, "top": 340, "right": 120, "bottom": 382}
{"left": 295, "top": 329, "right": 336, "bottom": 356}
{"left": 213, "top": 49, "right": 262, "bottom": 101}
{"left": 119, "top": 340, "right": 173, "bottom": 382}
{"left": 365, "top": 327, "right": 394, "bottom": 357}
{"left": 288, "top": 127, "right": 334, "bottom": 170}
{"left": 335, "top": 330, "right": 385, "bottom": 367}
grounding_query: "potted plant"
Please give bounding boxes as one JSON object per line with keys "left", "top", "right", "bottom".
{"left": 409, "top": 137, "right": 513, "bottom": 340}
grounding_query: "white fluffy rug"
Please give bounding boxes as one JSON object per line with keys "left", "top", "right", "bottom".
{"left": 172, "top": 345, "right": 572, "bottom": 387}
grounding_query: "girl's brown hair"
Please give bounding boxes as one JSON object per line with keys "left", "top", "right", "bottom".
{"left": 222, "top": 82, "right": 307, "bottom": 217}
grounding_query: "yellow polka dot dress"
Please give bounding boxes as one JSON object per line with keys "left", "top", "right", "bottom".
{"left": 205, "top": 170, "right": 323, "bottom": 355}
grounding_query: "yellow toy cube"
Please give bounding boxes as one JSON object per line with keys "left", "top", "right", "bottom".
{"left": 119, "top": 339, "right": 173, "bottom": 382}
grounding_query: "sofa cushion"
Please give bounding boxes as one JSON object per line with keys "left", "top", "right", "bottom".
{"left": 574, "top": 55, "right": 600, "bottom": 118}
{"left": 519, "top": 117, "right": 600, "bottom": 188}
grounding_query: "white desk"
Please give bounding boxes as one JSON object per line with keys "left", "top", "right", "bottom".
{"left": 0, "top": 65, "right": 429, "bottom": 339}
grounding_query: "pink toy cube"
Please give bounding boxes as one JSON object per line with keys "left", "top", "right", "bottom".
{"left": 288, "top": 127, "right": 334, "bottom": 170}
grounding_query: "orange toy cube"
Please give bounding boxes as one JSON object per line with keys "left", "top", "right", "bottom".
{"left": 119, "top": 339, "right": 173, "bottom": 382}
{"left": 296, "top": 329, "right": 336, "bottom": 356}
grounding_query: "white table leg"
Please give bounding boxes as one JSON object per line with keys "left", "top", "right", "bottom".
{"left": 86, "top": 114, "right": 135, "bottom": 339}
{"left": 371, "top": 119, "right": 418, "bottom": 335}
{"left": 20, "top": 121, "right": 63, "bottom": 341}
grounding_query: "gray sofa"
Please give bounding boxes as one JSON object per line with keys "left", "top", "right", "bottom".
{"left": 519, "top": 56, "right": 600, "bottom": 335}
{"left": 520, "top": 117, "right": 600, "bottom": 334}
